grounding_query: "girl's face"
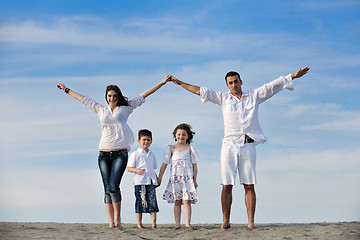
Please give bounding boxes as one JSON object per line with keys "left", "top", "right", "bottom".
{"left": 106, "top": 90, "right": 118, "bottom": 109}
{"left": 175, "top": 129, "right": 189, "bottom": 144}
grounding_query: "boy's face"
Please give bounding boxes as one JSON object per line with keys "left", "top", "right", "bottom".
{"left": 138, "top": 136, "right": 152, "bottom": 150}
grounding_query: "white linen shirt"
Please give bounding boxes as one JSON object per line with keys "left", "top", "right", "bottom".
{"left": 200, "top": 74, "right": 294, "bottom": 146}
{"left": 81, "top": 95, "right": 145, "bottom": 150}
{"left": 127, "top": 148, "right": 158, "bottom": 185}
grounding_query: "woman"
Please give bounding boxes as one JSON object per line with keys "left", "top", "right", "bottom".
{"left": 57, "top": 75, "right": 171, "bottom": 229}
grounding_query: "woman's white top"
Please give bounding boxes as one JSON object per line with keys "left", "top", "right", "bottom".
{"left": 81, "top": 95, "right": 145, "bottom": 150}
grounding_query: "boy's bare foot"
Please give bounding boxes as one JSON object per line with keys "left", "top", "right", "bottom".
{"left": 137, "top": 224, "right": 144, "bottom": 229}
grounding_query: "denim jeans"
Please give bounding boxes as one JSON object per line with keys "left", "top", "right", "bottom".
{"left": 98, "top": 149, "right": 128, "bottom": 204}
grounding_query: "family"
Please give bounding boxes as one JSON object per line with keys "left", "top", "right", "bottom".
{"left": 56, "top": 67, "right": 310, "bottom": 230}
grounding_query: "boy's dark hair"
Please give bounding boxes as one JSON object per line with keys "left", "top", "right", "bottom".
{"left": 138, "top": 129, "right": 152, "bottom": 140}
{"left": 225, "top": 71, "right": 241, "bottom": 83}
{"left": 172, "top": 123, "right": 195, "bottom": 144}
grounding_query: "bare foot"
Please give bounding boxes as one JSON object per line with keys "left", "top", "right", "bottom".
{"left": 115, "top": 219, "right": 122, "bottom": 230}
{"left": 221, "top": 222, "right": 231, "bottom": 229}
{"left": 137, "top": 224, "right": 144, "bottom": 229}
{"left": 247, "top": 222, "right": 255, "bottom": 230}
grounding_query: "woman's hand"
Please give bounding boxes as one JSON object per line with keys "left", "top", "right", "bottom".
{"left": 57, "top": 83, "right": 66, "bottom": 91}
{"left": 161, "top": 74, "right": 172, "bottom": 85}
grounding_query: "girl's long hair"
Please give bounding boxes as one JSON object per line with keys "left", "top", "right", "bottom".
{"left": 173, "top": 123, "right": 195, "bottom": 144}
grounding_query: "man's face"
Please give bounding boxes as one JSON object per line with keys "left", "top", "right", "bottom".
{"left": 226, "top": 75, "right": 242, "bottom": 95}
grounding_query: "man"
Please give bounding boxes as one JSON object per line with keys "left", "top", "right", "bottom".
{"left": 170, "top": 67, "right": 310, "bottom": 230}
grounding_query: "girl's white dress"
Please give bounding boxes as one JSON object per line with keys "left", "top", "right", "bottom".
{"left": 162, "top": 145, "right": 199, "bottom": 204}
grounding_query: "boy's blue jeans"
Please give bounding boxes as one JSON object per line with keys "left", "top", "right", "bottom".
{"left": 98, "top": 150, "right": 128, "bottom": 204}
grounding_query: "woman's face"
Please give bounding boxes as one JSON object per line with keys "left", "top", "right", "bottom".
{"left": 107, "top": 90, "right": 118, "bottom": 109}
{"left": 175, "top": 129, "right": 189, "bottom": 144}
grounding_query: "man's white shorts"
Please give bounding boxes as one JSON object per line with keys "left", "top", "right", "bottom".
{"left": 220, "top": 141, "right": 256, "bottom": 185}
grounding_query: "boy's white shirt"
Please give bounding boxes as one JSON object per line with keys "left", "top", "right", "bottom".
{"left": 127, "top": 148, "right": 158, "bottom": 185}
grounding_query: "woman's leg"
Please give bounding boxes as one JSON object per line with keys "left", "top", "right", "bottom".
{"left": 174, "top": 200, "right": 182, "bottom": 228}
{"left": 109, "top": 150, "right": 128, "bottom": 229}
{"left": 98, "top": 152, "right": 114, "bottom": 228}
{"left": 106, "top": 204, "right": 115, "bottom": 228}
{"left": 183, "top": 200, "right": 192, "bottom": 227}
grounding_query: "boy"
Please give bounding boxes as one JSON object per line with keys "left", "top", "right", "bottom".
{"left": 127, "top": 129, "right": 159, "bottom": 228}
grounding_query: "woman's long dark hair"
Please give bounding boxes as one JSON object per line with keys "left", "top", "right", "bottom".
{"left": 105, "top": 85, "right": 129, "bottom": 106}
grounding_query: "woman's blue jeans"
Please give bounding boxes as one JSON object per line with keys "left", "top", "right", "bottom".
{"left": 98, "top": 150, "right": 128, "bottom": 204}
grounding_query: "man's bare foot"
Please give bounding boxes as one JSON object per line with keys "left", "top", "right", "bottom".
{"left": 221, "top": 222, "right": 231, "bottom": 229}
{"left": 247, "top": 222, "right": 255, "bottom": 230}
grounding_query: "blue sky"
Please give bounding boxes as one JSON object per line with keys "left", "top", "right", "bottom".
{"left": 1, "top": 0, "right": 359, "bottom": 225}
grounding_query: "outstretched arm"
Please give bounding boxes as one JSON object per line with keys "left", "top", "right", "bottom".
{"left": 291, "top": 67, "right": 310, "bottom": 80}
{"left": 141, "top": 74, "right": 172, "bottom": 99}
{"left": 57, "top": 83, "right": 85, "bottom": 101}
{"left": 171, "top": 76, "right": 200, "bottom": 95}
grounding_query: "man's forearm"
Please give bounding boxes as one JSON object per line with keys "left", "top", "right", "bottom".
{"left": 178, "top": 80, "right": 201, "bottom": 95}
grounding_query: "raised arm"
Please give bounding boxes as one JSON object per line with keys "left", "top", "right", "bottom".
{"left": 171, "top": 76, "right": 200, "bottom": 95}
{"left": 141, "top": 74, "right": 172, "bottom": 99}
{"left": 57, "top": 83, "right": 85, "bottom": 102}
{"left": 291, "top": 67, "right": 310, "bottom": 80}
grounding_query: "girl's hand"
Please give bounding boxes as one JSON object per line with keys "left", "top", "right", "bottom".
{"left": 57, "top": 83, "right": 66, "bottom": 90}
{"left": 194, "top": 180, "right": 198, "bottom": 189}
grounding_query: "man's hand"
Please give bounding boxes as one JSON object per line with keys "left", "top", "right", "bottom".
{"left": 170, "top": 75, "right": 181, "bottom": 85}
{"left": 291, "top": 67, "right": 310, "bottom": 79}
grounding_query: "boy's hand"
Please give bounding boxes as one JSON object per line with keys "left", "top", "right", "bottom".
{"left": 136, "top": 169, "right": 145, "bottom": 175}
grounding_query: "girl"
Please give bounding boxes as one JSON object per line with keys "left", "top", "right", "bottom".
{"left": 158, "top": 123, "right": 199, "bottom": 230}
{"left": 57, "top": 75, "right": 171, "bottom": 229}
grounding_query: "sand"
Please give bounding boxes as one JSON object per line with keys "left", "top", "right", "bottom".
{"left": 0, "top": 222, "right": 359, "bottom": 240}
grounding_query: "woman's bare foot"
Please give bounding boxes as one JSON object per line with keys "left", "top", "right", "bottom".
{"left": 115, "top": 219, "right": 122, "bottom": 230}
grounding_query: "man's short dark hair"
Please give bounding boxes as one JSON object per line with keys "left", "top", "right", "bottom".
{"left": 138, "top": 129, "right": 152, "bottom": 140}
{"left": 225, "top": 71, "right": 241, "bottom": 82}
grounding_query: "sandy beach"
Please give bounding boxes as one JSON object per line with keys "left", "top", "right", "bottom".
{"left": 0, "top": 222, "right": 359, "bottom": 240}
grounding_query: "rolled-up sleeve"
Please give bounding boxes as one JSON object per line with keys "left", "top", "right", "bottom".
{"left": 128, "top": 95, "right": 145, "bottom": 109}
{"left": 200, "top": 87, "right": 222, "bottom": 105}
{"left": 256, "top": 74, "right": 294, "bottom": 103}
{"left": 81, "top": 96, "right": 102, "bottom": 113}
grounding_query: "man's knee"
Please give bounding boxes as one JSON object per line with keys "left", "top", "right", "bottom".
{"left": 243, "top": 184, "right": 255, "bottom": 192}
{"left": 222, "top": 185, "right": 233, "bottom": 192}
